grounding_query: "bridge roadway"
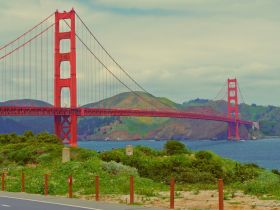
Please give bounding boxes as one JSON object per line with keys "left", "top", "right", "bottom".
{"left": 0, "top": 106, "right": 253, "bottom": 126}
{"left": 0, "top": 192, "right": 163, "bottom": 210}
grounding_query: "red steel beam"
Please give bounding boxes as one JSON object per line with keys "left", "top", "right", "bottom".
{"left": 0, "top": 106, "right": 253, "bottom": 125}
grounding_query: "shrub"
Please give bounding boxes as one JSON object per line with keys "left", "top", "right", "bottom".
{"left": 195, "top": 151, "right": 213, "bottom": 160}
{"left": 134, "top": 146, "right": 163, "bottom": 156}
{"left": 164, "top": 140, "right": 188, "bottom": 155}
{"left": 100, "top": 149, "right": 126, "bottom": 162}
{"left": 192, "top": 158, "right": 224, "bottom": 179}
{"left": 272, "top": 169, "right": 280, "bottom": 176}
{"left": 233, "top": 163, "right": 260, "bottom": 183}
{"left": 102, "top": 161, "right": 138, "bottom": 176}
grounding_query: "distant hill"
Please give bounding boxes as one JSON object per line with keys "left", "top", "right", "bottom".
{"left": 0, "top": 94, "right": 279, "bottom": 140}
{"left": 0, "top": 99, "right": 52, "bottom": 107}
{"left": 79, "top": 94, "right": 248, "bottom": 140}
{"left": 84, "top": 91, "right": 180, "bottom": 109}
{"left": 0, "top": 99, "right": 53, "bottom": 134}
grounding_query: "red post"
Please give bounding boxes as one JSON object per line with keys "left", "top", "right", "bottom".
{"left": 218, "top": 179, "right": 224, "bottom": 210}
{"left": 1, "top": 173, "right": 4, "bottom": 191}
{"left": 130, "top": 176, "right": 134, "bottom": 204}
{"left": 44, "top": 174, "right": 48, "bottom": 196}
{"left": 95, "top": 176, "right": 99, "bottom": 201}
{"left": 68, "top": 175, "right": 73, "bottom": 198}
{"left": 21, "top": 172, "right": 25, "bottom": 192}
{"left": 170, "top": 177, "right": 175, "bottom": 209}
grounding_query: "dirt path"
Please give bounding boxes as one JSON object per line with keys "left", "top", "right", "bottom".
{"left": 95, "top": 190, "right": 280, "bottom": 210}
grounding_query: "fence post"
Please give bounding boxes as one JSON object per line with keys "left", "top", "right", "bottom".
{"left": 68, "top": 175, "right": 73, "bottom": 198}
{"left": 95, "top": 176, "right": 99, "bottom": 201}
{"left": 44, "top": 174, "right": 48, "bottom": 196}
{"left": 21, "top": 171, "right": 25, "bottom": 192}
{"left": 1, "top": 173, "right": 4, "bottom": 191}
{"left": 130, "top": 176, "right": 134, "bottom": 204}
{"left": 218, "top": 178, "right": 224, "bottom": 210}
{"left": 170, "top": 177, "right": 175, "bottom": 209}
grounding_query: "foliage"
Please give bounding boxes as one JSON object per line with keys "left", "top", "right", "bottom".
{"left": 102, "top": 161, "right": 138, "bottom": 176}
{"left": 242, "top": 171, "right": 280, "bottom": 198}
{"left": 232, "top": 163, "right": 260, "bottom": 183}
{"left": 1, "top": 134, "right": 280, "bottom": 201}
{"left": 164, "top": 140, "right": 189, "bottom": 155}
{"left": 0, "top": 132, "right": 166, "bottom": 197}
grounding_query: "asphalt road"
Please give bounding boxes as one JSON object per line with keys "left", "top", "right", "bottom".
{"left": 0, "top": 192, "right": 164, "bottom": 210}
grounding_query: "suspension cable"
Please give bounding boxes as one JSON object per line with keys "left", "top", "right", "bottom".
{"left": 0, "top": 13, "right": 54, "bottom": 51}
{"left": 237, "top": 81, "right": 246, "bottom": 104}
{"left": 75, "top": 12, "right": 174, "bottom": 110}
{"left": 63, "top": 19, "right": 161, "bottom": 110}
{"left": 0, "top": 24, "right": 55, "bottom": 61}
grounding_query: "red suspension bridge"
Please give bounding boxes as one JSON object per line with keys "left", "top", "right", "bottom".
{"left": 0, "top": 9, "right": 256, "bottom": 146}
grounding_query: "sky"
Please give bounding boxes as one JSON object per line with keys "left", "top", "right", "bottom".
{"left": 0, "top": 0, "right": 280, "bottom": 106}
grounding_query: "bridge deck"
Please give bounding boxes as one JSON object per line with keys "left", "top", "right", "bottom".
{"left": 0, "top": 106, "right": 253, "bottom": 125}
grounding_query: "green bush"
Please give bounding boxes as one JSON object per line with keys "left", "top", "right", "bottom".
{"left": 102, "top": 161, "right": 138, "bottom": 176}
{"left": 195, "top": 151, "right": 213, "bottom": 160}
{"left": 232, "top": 163, "right": 260, "bottom": 183}
{"left": 164, "top": 140, "right": 188, "bottom": 155}
{"left": 272, "top": 169, "right": 280, "bottom": 176}
{"left": 100, "top": 149, "right": 126, "bottom": 162}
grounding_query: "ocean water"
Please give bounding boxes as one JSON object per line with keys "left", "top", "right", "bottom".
{"left": 78, "top": 139, "right": 280, "bottom": 170}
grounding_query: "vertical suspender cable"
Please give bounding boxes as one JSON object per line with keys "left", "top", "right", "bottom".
{"left": 29, "top": 32, "right": 31, "bottom": 101}
{"left": 23, "top": 34, "right": 25, "bottom": 100}
{"left": 86, "top": 27, "right": 89, "bottom": 104}
{"left": 0, "top": 52, "right": 2, "bottom": 101}
{"left": 4, "top": 48, "right": 6, "bottom": 101}
{"left": 35, "top": 28, "right": 38, "bottom": 100}
{"left": 11, "top": 43, "right": 13, "bottom": 102}
{"left": 41, "top": 24, "right": 43, "bottom": 101}
{"left": 17, "top": 39, "right": 19, "bottom": 101}
{"left": 90, "top": 31, "right": 93, "bottom": 103}
{"left": 46, "top": 21, "right": 49, "bottom": 103}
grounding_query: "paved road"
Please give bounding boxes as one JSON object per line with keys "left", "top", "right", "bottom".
{"left": 0, "top": 192, "right": 164, "bottom": 210}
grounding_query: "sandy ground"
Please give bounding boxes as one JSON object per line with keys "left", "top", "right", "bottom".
{"left": 91, "top": 190, "right": 280, "bottom": 210}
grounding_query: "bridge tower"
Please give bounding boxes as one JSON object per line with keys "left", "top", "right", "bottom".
{"left": 54, "top": 9, "right": 77, "bottom": 147}
{"left": 227, "top": 78, "right": 240, "bottom": 140}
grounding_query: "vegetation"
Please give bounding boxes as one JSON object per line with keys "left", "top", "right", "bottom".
{"left": 1, "top": 133, "right": 280, "bottom": 201}
{"left": 0, "top": 132, "right": 166, "bottom": 196}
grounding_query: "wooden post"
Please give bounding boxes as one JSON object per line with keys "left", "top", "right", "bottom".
{"left": 95, "top": 176, "right": 99, "bottom": 201}
{"left": 1, "top": 173, "right": 4, "bottom": 191}
{"left": 68, "top": 175, "right": 73, "bottom": 198}
{"left": 21, "top": 171, "right": 25, "bottom": 192}
{"left": 44, "top": 174, "right": 48, "bottom": 196}
{"left": 170, "top": 177, "right": 175, "bottom": 209}
{"left": 130, "top": 176, "right": 134, "bottom": 204}
{"left": 218, "top": 178, "right": 224, "bottom": 210}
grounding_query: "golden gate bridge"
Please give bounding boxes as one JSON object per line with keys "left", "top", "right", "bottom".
{"left": 0, "top": 9, "right": 256, "bottom": 146}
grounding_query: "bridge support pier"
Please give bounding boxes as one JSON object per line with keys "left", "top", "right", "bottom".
{"left": 55, "top": 115, "right": 77, "bottom": 146}
{"left": 54, "top": 9, "right": 77, "bottom": 147}
{"left": 227, "top": 122, "right": 240, "bottom": 140}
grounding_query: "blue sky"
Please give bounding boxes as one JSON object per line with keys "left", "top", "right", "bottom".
{"left": 1, "top": 0, "right": 280, "bottom": 106}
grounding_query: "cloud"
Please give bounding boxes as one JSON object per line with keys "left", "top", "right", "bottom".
{"left": 0, "top": 0, "right": 280, "bottom": 106}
